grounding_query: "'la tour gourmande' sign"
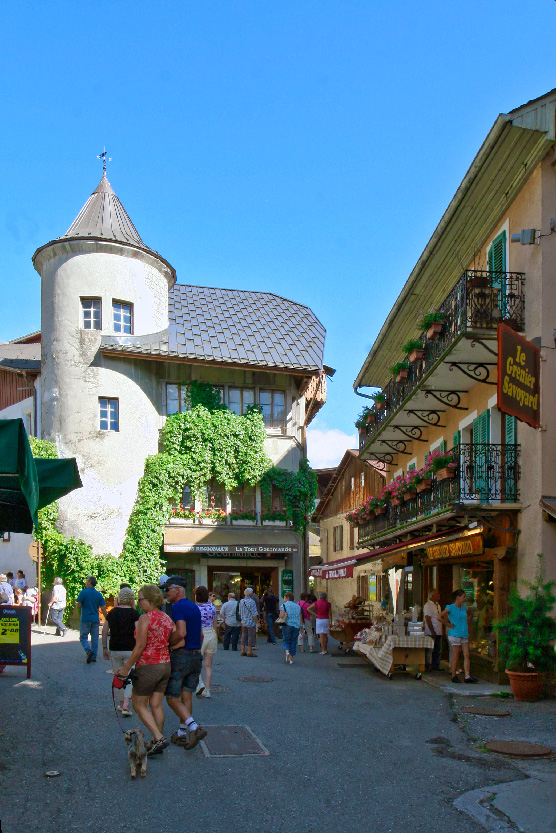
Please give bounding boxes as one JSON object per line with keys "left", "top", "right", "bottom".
{"left": 497, "top": 323, "right": 541, "bottom": 428}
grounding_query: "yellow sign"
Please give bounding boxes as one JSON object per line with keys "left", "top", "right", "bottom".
{"left": 426, "top": 536, "right": 483, "bottom": 561}
{"left": 0, "top": 617, "right": 20, "bottom": 644}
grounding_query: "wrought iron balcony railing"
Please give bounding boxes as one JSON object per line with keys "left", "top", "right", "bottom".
{"left": 357, "top": 443, "right": 520, "bottom": 544}
{"left": 360, "top": 270, "right": 525, "bottom": 449}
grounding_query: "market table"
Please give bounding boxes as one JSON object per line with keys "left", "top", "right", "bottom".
{"left": 330, "top": 620, "right": 373, "bottom": 650}
{"left": 353, "top": 634, "right": 434, "bottom": 678}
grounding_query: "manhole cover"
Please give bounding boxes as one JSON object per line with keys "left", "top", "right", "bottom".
{"left": 485, "top": 741, "right": 553, "bottom": 757}
{"left": 236, "top": 676, "right": 274, "bottom": 683}
{"left": 199, "top": 725, "right": 269, "bottom": 757}
{"left": 461, "top": 706, "right": 511, "bottom": 717}
{"left": 209, "top": 685, "right": 229, "bottom": 693}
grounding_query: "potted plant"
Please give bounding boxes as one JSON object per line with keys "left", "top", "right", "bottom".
{"left": 231, "top": 510, "right": 257, "bottom": 526}
{"left": 262, "top": 510, "right": 288, "bottom": 526}
{"left": 415, "top": 464, "right": 433, "bottom": 492}
{"left": 355, "top": 405, "right": 375, "bottom": 429}
{"left": 169, "top": 506, "right": 196, "bottom": 523}
{"left": 372, "top": 392, "right": 387, "bottom": 411}
{"left": 420, "top": 310, "right": 445, "bottom": 340}
{"left": 389, "top": 361, "right": 410, "bottom": 382}
{"left": 402, "top": 338, "right": 425, "bottom": 363}
{"left": 198, "top": 507, "right": 227, "bottom": 525}
{"left": 494, "top": 556, "right": 556, "bottom": 702}
{"left": 426, "top": 449, "right": 457, "bottom": 481}
{"left": 466, "top": 271, "right": 490, "bottom": 289}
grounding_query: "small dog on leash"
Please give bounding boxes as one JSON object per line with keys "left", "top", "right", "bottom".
{"left": 124, "top": 729, "right": 147, "bottom": 778}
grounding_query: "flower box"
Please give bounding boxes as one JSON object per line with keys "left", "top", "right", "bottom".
{"left": 426, "top": 322, "right": 443, "bottom": 340}
{"left": 198, "top": 518, "right": 226, "bottom": 526}
{"left": 416, "top": 479, "right": 432, "bottom": 493}
{"left": 391, "top": 497, "right": 401, "bottom": 506}
{"left": 232, "top": 519, "right": 256, "bottom": 526}
{"left": 262, "top": 520, "right": 287, "bottom": 526}
{"left": 402, "top": 490, "right": 417, "bottom": 502}
{"left": 375, "top": 506, "right": 387, "bottom": 516}
{"left": 365, "top": 412, "right": 376, "bottom": 424}
{"left": 436, "top": 467, "right": 455, "bottom": 481}
{"left": 358, "top": 426, "right": 366, "bottom": 439}
{"left": 169, "top": 517, "right": 194, "bottom": 525}
{"left": 396, "top": 369, "right": 409, "bottom": 382}
{"left": 375, "top": 400, "right": 386, "bottom": 411}
{"left": 408, "top": 348, "right": 425, "bottom": 363}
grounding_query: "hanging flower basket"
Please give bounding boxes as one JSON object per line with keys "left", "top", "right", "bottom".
{"left": 409, "top": 348, "right": 425, "bottom": 363}
{"left": 426, "top": 322, "right": 443, "bottom": 340}
{"left": 416, "top": 478, "right": 432, "bottom": 493}
{"left": 436, "top": 467, "right": 455, "bottom": 481}
{"left": 376, "top": 400, "right": 386, "bottom": 411}
{"left": 402, "top": 489, "right": 417, "bottom": 502}
{"left": 366, "top": 412, "right": 376, "bottom": 424}
{"left": 396, "top": 369, "right": 409, "bottom": 382}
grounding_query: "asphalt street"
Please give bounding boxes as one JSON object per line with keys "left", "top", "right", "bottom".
{"left": 0, "top": 628, "right": 523, "bottom": 833}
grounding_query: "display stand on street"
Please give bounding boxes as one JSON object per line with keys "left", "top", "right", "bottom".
{"left": 353, "top": 634, "right": 433, "bottom": 679}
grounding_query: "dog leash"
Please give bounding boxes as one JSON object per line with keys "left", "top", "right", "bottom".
{"left": 111, "top": 675, "right": 132, "bottom": 736}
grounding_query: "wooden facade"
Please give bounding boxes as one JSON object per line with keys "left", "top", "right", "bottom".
{"left": 0, "top": 367, "right": 36, "bottom": 412}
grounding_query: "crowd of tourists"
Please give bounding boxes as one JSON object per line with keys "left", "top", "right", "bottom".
{"left": 0, "top": 570, "right": 38, "bottom": 613}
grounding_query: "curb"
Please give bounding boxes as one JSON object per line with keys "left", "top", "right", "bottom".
{"left": 454, "top": 782, "right": 525, "bottom": 831}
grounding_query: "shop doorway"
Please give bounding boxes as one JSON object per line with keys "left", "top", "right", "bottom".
{"left": 164, "top": 568, "right": 195, "bottom": 601}
{"left": 208, "top": 566, "right": 278, "bottom": 601}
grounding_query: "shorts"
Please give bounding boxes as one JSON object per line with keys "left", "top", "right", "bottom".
{"left": 165, "top": 648, "right": 202, "bottom": 698}
{"left": 133, "top": 662, "right": 171, "bottom": 696}
{"left": 315, "top": 619, "right": 329, "bottom": 635}
{"left": 201, "top": 626, "right": 218, "bottom": 656}
{"left": 241, "top": 625, "right": 257, "bottom": 648}
{"left": 448, "top": 636, "right": 468, "bottom": 645}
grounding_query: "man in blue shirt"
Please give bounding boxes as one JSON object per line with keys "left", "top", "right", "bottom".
{"left": 439, "top": 589, "right": 478, "bottom": 684}
{"left": 77, "top": 576, "right": 107, "bottom": 664}
{"left": 162, "top": 576, "right": 207, "bottom": 750}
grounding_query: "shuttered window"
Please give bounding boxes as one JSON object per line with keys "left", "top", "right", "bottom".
{"left": 488, "top": 231, "right": 507, "bottom": 272}
{"left": 505, "top": 414, "right": 516, "bottom": 444}
{"left": 453, "top": 430, "right": 461, "bottom": 447}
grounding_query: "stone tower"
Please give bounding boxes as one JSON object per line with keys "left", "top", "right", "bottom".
{"left": 33, "top": 172, "right": 175, "bottom": 556}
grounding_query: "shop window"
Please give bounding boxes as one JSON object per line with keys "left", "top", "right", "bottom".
{"left": 332, "top": 525, "right": 343, "bottom": 552}
{"left": 259, "top": 389, "right": 286, "bottom": 428}
{"left": 99, "top": 397, "right": 119, "bottom": 431}
{"left": 228, "top": 388, "right": 255, "bottom": 415}
{"left": 357, "top": 574, "right": 369, "bottom": 600}
{"left": 403, "top": 568, "right": 413, "bottom": 608}
{"left": 230, "top": 484, "right": 256, "bottom": 513}
{"left": 113, "top": 301, "right": 133, "bottom": 334}
{"left": 81, "top": 298, "right": 101, "bottom": 330}
{"left": 462, "top": 565, "right": 495, "bottom": 659}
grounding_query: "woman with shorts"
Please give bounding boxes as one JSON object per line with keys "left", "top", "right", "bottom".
{"left": 116, "top": 584, "right": 175, "bottom": 756}
{"left": 307, "top": 592, "right": 332, "bottom": 655}
{"left": 439, "top": 589, "right": 478, "bottom": 684}
{"left": 194, "top": 586, "right": 217, "bottom": 699}
{"left": 102, "top": 586, "right": 140, "bottom": 717}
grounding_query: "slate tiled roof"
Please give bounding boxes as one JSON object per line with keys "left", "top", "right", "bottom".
{"left": 101, "top": 283, "right": 325, "bottom": 372}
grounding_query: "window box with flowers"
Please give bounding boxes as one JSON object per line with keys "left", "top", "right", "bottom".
{"left": 262, "top": 510, "right": 288, "bottom": 526}
{"left": 402, "top": 338, "right": 425, "bottom": 364}
{"left": 169, "top": 507, "right": 196, "bottom": 524}
{"left": 427, "top": 449, "right": 457, "bottom": 481}
{"left": 372, "top": 392, "right": 387, "bottom": 411}
{"left": 355, "top": 406, "right": 375, "bottom": 430}
{"left": 198, "top": 508, "right": 228, "bottom": 525}
{"left": 420, "top": 311, "right": 445, "bottom": 341}
{"left": 389, "top": 361, "right": 410, "bottom": 383}
{"left": 231, "top": 510, "right": 257, "bottom": 526}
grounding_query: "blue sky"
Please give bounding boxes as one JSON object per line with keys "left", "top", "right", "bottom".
{"left": 3, "top": 1, "right": 556, "bottom": 466}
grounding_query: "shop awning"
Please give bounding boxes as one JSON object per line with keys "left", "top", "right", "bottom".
{"left": 0, "top": 419, "right": 82, "bottom": 533}
{"left": 164, "top": 524, "right": 299, "bottom": 555}
{"left": 540, "top": 496, "right": 556, "bottom": 521}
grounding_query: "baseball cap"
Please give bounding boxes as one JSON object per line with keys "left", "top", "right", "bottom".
{"left": 161, "top": 574, "right": 187, "bottom": 590}
{"left": 158, "top": 574, "right": 169, "bottom": 588}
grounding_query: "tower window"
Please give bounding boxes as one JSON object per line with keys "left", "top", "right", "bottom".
{"left": 113, "top": 301, "right": 133, "bottom": 334}
{"left": 81, "top": 298, "right": 102, "bottom": 330}
{"left": 99, "top": 398, "right": 119, "bottom": 431}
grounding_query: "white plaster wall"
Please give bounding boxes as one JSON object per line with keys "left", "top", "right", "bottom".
{"left": 38, "top": 244, "right": 170, "bottom": 557}
{"left": 0, "top": 396, "right": 33, "bottom": 434}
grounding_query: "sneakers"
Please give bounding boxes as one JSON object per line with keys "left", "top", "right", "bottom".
{"left": 146, "top": 736, "right": 169, "bottom": 757}
{"left": 195, "top": 681, "right": 205, "bottom": 697}
{"left": 464, "top": 676, "right": 479, "bottom": 684}
{"left": 170, "top": 731, "right": 189, "bottom": 747}
{"left": 184, "top": 726, "right": 207, "bottom": 750}
{"left": 86, "top": 650, "right": 93, "bottom": 664}
{"left": 203, "top": 689, "right": 211, "bottom": 698}
{"left": 451, "top": 675, "right": 461, "bottom": 683}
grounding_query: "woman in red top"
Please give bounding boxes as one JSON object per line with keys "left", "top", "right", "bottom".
{"left": 307, "top": 592, "right": 332, "bottom": 655}
{"left": 117, "top": 584, "right": 175, "bottom": 757}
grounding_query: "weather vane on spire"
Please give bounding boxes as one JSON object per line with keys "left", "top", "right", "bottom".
{"left": 97, "top": 147, "right": 112, "bottom": 174}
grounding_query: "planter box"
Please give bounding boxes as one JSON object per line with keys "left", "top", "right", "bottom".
{"left": 426, "top": 322, "right": 443, "bottom": 340}
{"left": 232, "top": 519, "right": 256, "bottom": 526}
{"left": 365, "top": 413, "right": 376, "bottom": 424}
{"left": 391, "top": 498, "right": 401, "bottom": 506}
{"left": 435, "top": 467, "right": 455, "bottom": 481}
{"left": 262, "top": 520, "right": 287, "bottom": 526}
{"left": 198, "top": 518, "right": 226, "bottom": 526}
{"left": 169, "top": 516, "right": 195, "bottom": 524}
{"left": 375, "top": 400, "right": 386, "bottom": 411}
{"left": 358, "top": 427, "right": 366, "bottom": 438}
{"left": 375, "top": 506, "right": 386, "bottom": 516}
{"left": 416, "top": 479, "right": 432, "bottom": 493}
{"left": 408, "top": 348, "right": 425, "bottom": 363}
{"left": 396, "top": 369, "right": 408, "bottom": 382}
{"left": 402, "top": 490, "right": 417, "bottom": 502}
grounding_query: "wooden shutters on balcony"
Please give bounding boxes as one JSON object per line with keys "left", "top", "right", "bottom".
{"left": 488, "top": 230, "right": 507, "bottom": 318}
{"left": 472, "top": 410, "right": 491, "bottom": 500}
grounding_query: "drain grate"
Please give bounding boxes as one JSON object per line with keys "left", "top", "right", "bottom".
{"left": 461, "top": 706, "right": 511, "bottom": 717}
{"left": 199, "top": 725, "right": 269, "bottom": 757}
{"left": 236, "top": 676, "right": 274, "bottom": 683}
{"left": 485, "top": 741, "right": 553, "bottom": 758}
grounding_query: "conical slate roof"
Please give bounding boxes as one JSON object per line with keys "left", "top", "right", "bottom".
{"left": 60, "top": 173, "right": 147, "bottom": 248}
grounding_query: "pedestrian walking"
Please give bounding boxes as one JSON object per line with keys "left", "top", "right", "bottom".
{"left": 161, "top": 576, "right": 207, "bottom": 750}
{"left": 239, "top": 587, "right": 259, "bottom": 657}
{"left": 116, "top": 584, "right": 174, "bottom": 757}
{"left": 14, "top": 570, "right": 27, "bottom": 591}
{"left": 278, "top": 591, "right": 304, "bottom": 664}
{"left": 102, "top": 586, "right": 140, "bottom": 717}
{"left": 0, "top": 575, "right": 14, "bottom": 605}
{"left": 77, "top": 576, "right": 107, "bottom": 663}
{"left": 298, "top": 593, "right": 316, "bottom": 653}
{"left": 261, "top": 585, "right": 279, "bottom": 644}
{"left": 219, "top": 592, "right": 241, "bottom": 651}
{"left": 439, "top": 589, "right": 478, "bottom": 684}
{"left": 195, "top": 585, "right": 217, "bottom": 699}
{"left": 48, "top": 577, "right": 67, "bottom": 636}
{"left": 307, "top": 592, "right": 331, "bottom": 655}
{"left": 423, "top": 588, "right": 442, "bottom": 671}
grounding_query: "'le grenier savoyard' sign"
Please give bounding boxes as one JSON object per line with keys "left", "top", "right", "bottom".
{"left": 497, "top": 323, "right": 540, "bottom": 429}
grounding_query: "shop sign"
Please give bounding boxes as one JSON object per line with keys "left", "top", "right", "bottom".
{"left": 426, "top": 535, "right": 483, "bottom": 561}
{"left": 175, "top": 545, "right": 296, "bottom": 554}
{"left": 281, "top": 569, "right": 294, "bottom": 595}
{"left": 0, "top": 605, "right": 31, "bottom": 678}
{"left": 497, "top": 323, "right": 541, "bottom": 428}
{"left": 310, "top": 564, "right": 354, "bottom": 580}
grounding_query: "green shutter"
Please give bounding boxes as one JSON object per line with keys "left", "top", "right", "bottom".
{"left": 439, "top": 440, "right": 446, "bottom": 454}
{"left": 488, "top": 231, "right": 507, "bottom": 273}
{"left": 505, "top": 415, "right": 516, "bottom": 445}
{"left": 408, "top": 462, "right": 416, "bottom": 472}
{"left": 453, "top": 430, "right": 461, "bottom": 447}
{"left": 472, "top": 411, "right": 491, "bottom": 501}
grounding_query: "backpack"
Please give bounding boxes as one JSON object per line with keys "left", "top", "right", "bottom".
{"left": 236, "top": 599, "right": 242, "bottom": 624}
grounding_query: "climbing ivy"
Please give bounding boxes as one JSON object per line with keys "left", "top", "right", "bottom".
{"left": 260, "top": 459, "right": 317, "bottom": 532}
